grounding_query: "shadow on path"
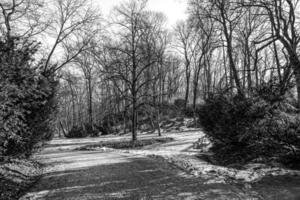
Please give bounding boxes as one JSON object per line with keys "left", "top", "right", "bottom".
{"left": 21, "top": 132, "right": 300, "bottom": 200}
{"left": 21, "top": 149, "right": 251, "bottom": 200}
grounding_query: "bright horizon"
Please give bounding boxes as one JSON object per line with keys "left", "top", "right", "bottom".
{"left": 95, "top": 0, "right": 188, "bottom": 28}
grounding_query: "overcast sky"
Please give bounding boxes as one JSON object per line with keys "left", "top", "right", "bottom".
{"left": 95, "top": 0, "right": 188, "bottom": 27}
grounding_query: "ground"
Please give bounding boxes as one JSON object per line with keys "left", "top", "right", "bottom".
{"left": 20, "top": 130, "right": 300, "bottom": 200}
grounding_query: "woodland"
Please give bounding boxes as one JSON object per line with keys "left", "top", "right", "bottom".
{"left": 0, "top": 0, "right": 300, "bottom": 199}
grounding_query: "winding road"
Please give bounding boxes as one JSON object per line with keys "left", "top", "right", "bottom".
{"left": 20, "top": 132, "right": 299, "bottom": 200}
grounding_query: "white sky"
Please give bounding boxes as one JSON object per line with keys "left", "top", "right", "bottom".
{"left": 95, "top": 0, "right": 188, "bottom": 28}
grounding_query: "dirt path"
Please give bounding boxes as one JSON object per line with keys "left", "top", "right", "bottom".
{"left": 20, "top": 132, "right": 300, "bottom": 199}
{"left": 20, "top": 132, "right": 255, "bottom": 200}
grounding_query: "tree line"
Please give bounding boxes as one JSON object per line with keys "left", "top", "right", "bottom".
{"left": 1, "top": 0, "right": 300, "bottom": 156}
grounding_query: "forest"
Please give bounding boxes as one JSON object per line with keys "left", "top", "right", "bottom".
{"left": 0, "top": 0, "right": 300, "bottom": 199}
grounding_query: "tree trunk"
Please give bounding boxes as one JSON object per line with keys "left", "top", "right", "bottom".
{"left": 162, "top": 75, "right": 166, "bottom": 103}
{"left": 88, "top": 78, "right": 93, "bottom": 129}
{"left": 227, "top": 42, "right": 243, "bottom": 96}
{"left": 70, "top": 87, "right": 76, "bottom": 127}
{"left": 131, "top": 60, "right": 137, "bottom": 141}
{"left": 245, "top": 39, "right": 252, "bottom": 92}
{"left": 193, "top": 81, "right": 197, "bottom": 110}
{"left": 185, "top": 71, "right": 190, "bottom": 108}
{"left": 206, "top": 57, "right": 212, "bottom": 98}
{"left": 149, "top": 112, "right": 155, "bottom": 130}
{"left": 123, "top": 109, "right": 127, "bottom": 135}
{"left": 156, "top": 106, "right": 161, "bottom": 137}
{"left": 131, "top": 104, "right": 137, "bottom": 141}
{"left": 60, "top": 121, "right": 67, "bottom": 137}
{"left": 131, "top": 23, "right": 137, "bottom": 142}
{"left": 293, "top": 63, "right": 300, "bottom": 108}
{"left": 220, "top": 9, "right": 243, "bottom": 97}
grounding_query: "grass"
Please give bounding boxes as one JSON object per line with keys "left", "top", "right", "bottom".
{"left": 76, "top": 137, "right": 174, "bottom": 151}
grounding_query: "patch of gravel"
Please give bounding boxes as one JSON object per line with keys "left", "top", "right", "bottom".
{"left": 0, "top": 158, "right": 42, "bottom": 200}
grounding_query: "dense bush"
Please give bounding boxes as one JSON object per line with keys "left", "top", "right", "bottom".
{"left": 155, "top": 102, "right": 179, "bottom": 118}
{"left": 84, "top": 124, "right": 101, "bottom": 137}
{"left": 0, "top": 38, "right": 57, "bottom": 157}
{"left": 183, "top": 106, "right": 196, "bottom": 118}
{"left": 65, "top": 124, "right": 109, "bottom": 138}
{"left": 174, "top": 98, "right": 186, "bottom": 109}
{"left": 65, "top": 126, "right": 89, "bottom": 138}
{"left": 198, "top": 94, "right": 300, "bottom": 165}
{"left": 173, "top": 99, "right": 199, "bottom": 118}
{"left": 101, "top": 112, "right": 127, "bottom": 133}
{"left": 255, "top": 77, "right": 294, "bottom": 104}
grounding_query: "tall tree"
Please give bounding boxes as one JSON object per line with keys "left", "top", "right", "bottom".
{"left": 43, "top": 0, "right": 101, "bottom": 74}
{"left": 174, "top": 21, "right": 196, "bottom": 108}
{"left": 189, "top": 0, "right": 245, "bottom": 96}
{"left": 104, "top": 0, "right": 166, "bottom": 141}
{"left": 242, "top": 0, "right": 300, "bottom": 106}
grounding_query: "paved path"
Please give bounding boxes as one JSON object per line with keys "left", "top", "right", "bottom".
{"left": 20, "top": 132, "right": 254, "bottom": 200}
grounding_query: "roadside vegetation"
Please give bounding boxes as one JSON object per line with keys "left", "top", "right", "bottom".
{"left": 198, "top": 92, "right": 300, "bottom": 169}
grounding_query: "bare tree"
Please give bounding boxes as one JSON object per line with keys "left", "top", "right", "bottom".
{"left": 43, "top": 0, "right": 101, "bottom": 74}
{"left": 174, "top": 21, "right": 196, "bottom": 108}
{"left": 0, "top": 0, "right": 49, "bottom": 41}
{"left": 74, "top": 44, "right": 98, "bottom": 130}
{"left": 241, "top": 0, "right": 300, "bottom": 106}
{"left": 190, "top": 0, "right": 245, "bottom": 96}
{"left": 100, "top": 0, "right": 166, "bottom": 141}
{"left": 189, "top": 14, "right": 218, "bottom": 107}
